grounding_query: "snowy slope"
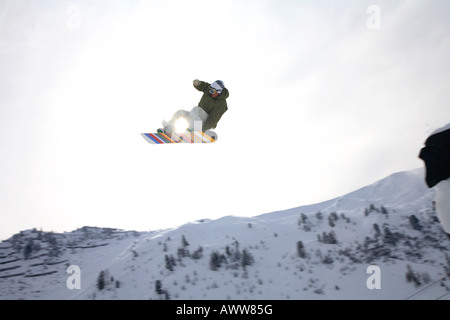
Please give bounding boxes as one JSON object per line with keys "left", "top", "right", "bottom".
{"left": 1, "top": 168, "right": 450, "bottom": 300}
{"left": 430, "top": 122, "right": 450, "bottom": 135}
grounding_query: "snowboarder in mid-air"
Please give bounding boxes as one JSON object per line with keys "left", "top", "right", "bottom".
{"left": 159, "top": 79, "right": 229, "bottom": 140}
{"left": 419, "top": 123, "right": 450, "bottom": 236}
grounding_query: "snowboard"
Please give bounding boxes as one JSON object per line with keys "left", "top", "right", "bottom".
{"left": 141, "top": 131, "right": 216, "bottom": 144}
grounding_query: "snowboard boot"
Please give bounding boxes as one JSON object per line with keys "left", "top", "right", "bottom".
{"left": 205, "top": 130, "right": 218, "bottom": 141}
{"left": 160, "top": 120, "right": 175, "bottom": 136}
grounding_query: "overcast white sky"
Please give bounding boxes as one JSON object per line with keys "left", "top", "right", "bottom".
{"left": 1, "top": 0, "right": 449, "bottom": 240}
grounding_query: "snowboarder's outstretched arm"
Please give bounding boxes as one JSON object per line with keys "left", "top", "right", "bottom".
{"left": 193, "top": 79, "right": 210, "bottom": 93}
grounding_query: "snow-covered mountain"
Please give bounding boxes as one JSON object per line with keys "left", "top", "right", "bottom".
{"left": 1, "top": 168, "right": 450, "bottom": 300}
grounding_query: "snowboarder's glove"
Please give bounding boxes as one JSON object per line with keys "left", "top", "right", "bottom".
{"left": 193, "top": 79, "right": 200, "bottom": 87}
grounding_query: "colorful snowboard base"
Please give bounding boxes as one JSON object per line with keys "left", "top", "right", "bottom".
{"left": 141, "top": 131, "right": 216, "bottom": 144}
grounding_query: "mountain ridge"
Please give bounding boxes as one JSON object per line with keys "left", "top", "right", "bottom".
{"left": 1, "top": 168, "right": 450, "bottom": 300}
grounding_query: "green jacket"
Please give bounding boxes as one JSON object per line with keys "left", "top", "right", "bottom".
{"left": 194, "top": 81, "right": 229, "bottom": 131}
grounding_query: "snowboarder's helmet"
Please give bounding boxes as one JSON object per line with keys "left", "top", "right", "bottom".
{"left": 209, "top": 80, "right": 225, "bottom": 95}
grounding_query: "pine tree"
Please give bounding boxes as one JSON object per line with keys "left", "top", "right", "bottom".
{"left": 330, "top": 212, "right": 338, "bottom": 221}
{"left": 322, "top": 231, "right": 329, "bottom": 243}
{"left": 316, "top": 211, "right": 323, "bottom": 220}
{"left": 165, "top": 254, "right": 174, "bottom": 271}
{"left": 405, "top": 265, "right": 421, "bottom": 287}
{"left": 155, "top": 280, "right": 164, "bottom": 295}
{"left": 209, "top": 251, "right": 222, "bottom": 271}
{"left": 191, "top": 246, "right": 203, "bottom": 260}
{"left": 383, "top": 226, "right": 397, "bottom": 246}
{"left": 373, "top": 223, "right": 381, "bottom": 237}
{"left": 297, "top": 241, "right": 306, "bottom": 258}
{"left": 301, "top": 213, "right": 308, "bottom": 224}
{"left": 97, "top": 271, "right": 105, "bottom": 291}
{"left": 320, "top": 231, "right": 338, "bottom": 244}
{"left": 409, "top": 215, "right": 422, "bottom": 231}
{"left": 23, "top": 239, "right": 33, "bottom": 260}
{"left": 182, "top": 235, "right": 189, "bottom": 247}
{"left": 241, "top": 249, "right": 254, "bottom": 268}
{"left": 322, "top": 253, "right": 334, "bottom": 264}
{"left": 225, "top": 245, "right": 232, "bottom": 257}
{"left": 328, "top": 231, "right": 338, "bottom": 244}
{"left": 328, "top": 216, "right": 335, "bottom": 228}
{"left": 444, "top": 253, "right": 450, "bottom": 277}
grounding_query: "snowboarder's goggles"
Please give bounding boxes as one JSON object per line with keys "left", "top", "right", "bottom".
{"left": 209, "top": 87, "right": 220, "bottom": 95}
